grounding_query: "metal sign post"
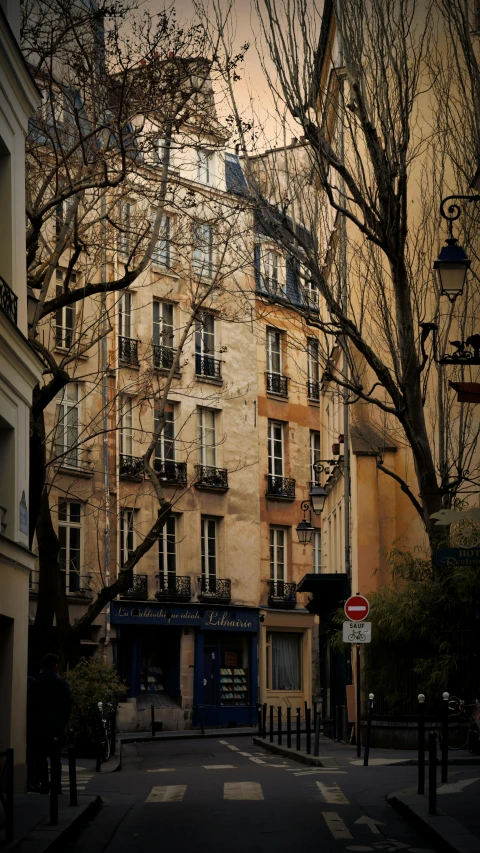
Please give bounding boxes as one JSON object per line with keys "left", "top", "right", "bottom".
{"left": 343, "top": 595, "right": 371, "bottom": 758}
{"left": 356, "top": 644, "right": 361, "bottom": 758}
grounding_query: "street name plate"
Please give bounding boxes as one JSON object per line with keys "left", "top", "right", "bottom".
{"left": 342, "top": 621, "right": 372, "bottom": 643}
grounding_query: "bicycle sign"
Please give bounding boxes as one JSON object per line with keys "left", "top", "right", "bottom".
{"left": 342, "top": 621, "right": 372, "bottom": 643}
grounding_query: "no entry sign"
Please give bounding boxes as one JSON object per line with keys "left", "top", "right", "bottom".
{"left": 344, "top": 594, "right": 370, "bottom": 621}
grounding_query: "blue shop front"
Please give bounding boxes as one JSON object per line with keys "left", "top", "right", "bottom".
{"left": 111, "top": 601, "right": 259, "bottom": 728}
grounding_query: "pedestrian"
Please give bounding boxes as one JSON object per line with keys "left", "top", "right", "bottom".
{"left": 27, "top": 653, "right": 73, "bottom": 794}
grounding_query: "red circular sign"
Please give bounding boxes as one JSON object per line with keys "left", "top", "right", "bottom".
{"left": 344, "top": 594, "right": 370, "bottom": 620}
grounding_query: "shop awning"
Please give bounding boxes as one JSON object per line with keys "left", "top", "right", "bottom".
{"left": 297, "top": 573, "right": 349, "bottom": 619}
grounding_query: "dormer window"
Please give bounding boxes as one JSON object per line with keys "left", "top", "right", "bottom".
{"left": 197, "top": 149, "right": 214, "bottom": 184}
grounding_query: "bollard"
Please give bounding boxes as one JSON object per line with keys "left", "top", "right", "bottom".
{"left": 296, "top": 707, "right": 301, "bottom": 751}
{"left": 269, "top": 705, "right": 274, "bottom": 742}
{"left": 110, "top": 707, "right": 117, "bottom": 756}
{"left": 257, "top": 703, "right": 262, "bottom": 737}
{"left": 277, "top": 706, "right": 282, "bottom": 745}
{"left": 151, "top": 704, "right": 156, "bottom": 737}
{"left": 442, "top": 692, "right": 450, "bottom": 784}
{"left": 306, "top": 707, "right": 312, "bottom": 755}
{"left": 363, "top": 693, "right": 374, "bottom": 766}
{"left": 313, "top": 707, "right": 321, "bottom": 757}
{"left": 287, "top": 707, "right": 292, "bottom": 748}
{"left": 95, "top": 706, "right": 103, "bottom": 772}
{"left": 67, "top": 730, "right": 77, "bottom": 807}
{"left": 428, "top": 731, "right": 437, "bottom": 815}
{"left": 418, "top": 694, "right": 426, "bottom": 794}
{"left": 262, "top": 703, "right": 267, "bottom": 739}
{"left": 49, "top": 739, "right": 60, "bottom": 826}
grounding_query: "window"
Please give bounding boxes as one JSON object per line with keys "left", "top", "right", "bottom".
{"left": 120, "top": 508, "right": 135, "bottom": 567}
{"left": 260, "top": 249, "right": 284, "bottom": 294}
{"left": 196, "top": 313, "right": 219, "bottom": 376}
{"left": 152, "top": 214, "right": 171, "bottom": 268}
{"left": 266, "top": 329, "right": 282, "bottom": 374}
{"left": 154, "top": 403, "right": 175, "bottom": 462}
{"left": 159, "top": 515, "right": 176, "bottom": 584}
{"left": 55, "top": 196, "right": 75, "bottom": 238}
{"left": 270, "top": 526, "right": 286, "bottom": 581}
{"left": 119, "top": 291, "right": 133, "bottom": 338}
{"left": 268, "top": 420, "right": 284, "bottom": 478}
{"left": 312, "top": 530, "right": 322, "bottom": 573}
{"left": 55, "top": 384, "right": 79, "bottom": 467}
{"left": 58, "top": 501, "right": 81, "bottom": 593}
{"left": 197, "top": 408, "right": 216, "bottom": 466}
{"left": 55, "top": 269, "right": 76, "bottom": 348}
{"left": 193, "top": 223, "right": 214, "bottom": 278}
{"left": 120, "top": 396, "right": 134, "bottom": 456}
{"left": 307, "top": 279, "right": 319, "bottom": 308}
{"left": 310, "top": 431, "right": 321, "bottom": 483}
{"left": 197, "top": 149, "right": 213, "bottom": 184}
{"left": 267, "top": 632, "right": 302, "bottom": 691}
{"left": 307, "top": 338, "right": 320, "bottom": 386}
{"left": 201, "top": 516, "right": 217, "bottom": 583}
{"left": 153, "top": 301, "right": 174, "bottom": 348}
{"left": 118, "top": 201, "right": 131, "bottom": 254}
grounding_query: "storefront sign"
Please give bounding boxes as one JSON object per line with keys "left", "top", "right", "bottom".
{"left": 111, "top": 602, "right": 259, "bottom": 631}
{"left": 436, "top": 548, "right": 480, "bottom": 567}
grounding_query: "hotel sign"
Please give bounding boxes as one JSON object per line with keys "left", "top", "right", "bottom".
{"left": 436, "top": 548, "right": 480, "bottom": 567}
{"left": 111, "top": 602, "right": 258, "bottom": 632}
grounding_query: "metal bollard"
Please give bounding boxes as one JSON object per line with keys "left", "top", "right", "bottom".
{"left": 110, "top": 708, "right": 117, "bottom": 756}
{"left": 49, "top": 739, "right": 60, "bottom": 826}
{"left": 306, "top": 707, "right": 312, "bottom": 755}
{"left": 269, "top": 705, "right": 274, "bottom": 742}
{"left": 363, "top": 694, "right": 374, "bottom": 766}
{"left": 428, "top": 731, "right": 437, "bottom": 815}
{"left": 67, "top": 730, "right": 77, "bottom": 807}
{"left": 418, "top": 694, "right": 426, "bottom": 794}
{"left": 262, "top": 703, "right": 267, "bottom": 739}
{"left": 257, "top": 703, "right": 262, "bottom": 737}
{"left": 296, "top": 707, "right": 301, "bottom": 751}
{"left": 313, "top": 706, "right": 321, "bottom": 757}
{"left": 277, "top": 706, "right": 282, "bottom": 745}
{"left": 287, "top": 707, "right": 292, "bottom": 748}
{"left": 442, "top": 692, "right": 449, "bottom": 784}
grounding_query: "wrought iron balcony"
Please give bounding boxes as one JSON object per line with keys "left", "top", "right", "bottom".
{"left": 265, "top": 372, "right": 288, "bottom": 397}
{"left": 0, "top": 275, "right": 17, "bottom": 325}
{"left": 154, "top": 458, "right": 187, "bottom": 486}
{"left": 198, "top": 576, "right": 231, "bottom": 603}
{"left": 120, "top": 574, "right": 149, "bottom": 600}
{"left": 307, "top": 380, "right": 320, "bottom": 401}
{"left": 267, "top": 579, "right": 297, "bottom": 609}
{"left": 155, "top": 574, "right": 191, "bottom": 602}
{"left": 119, "top": 336, "right": 139, "bottom": 365}
{"left": 195, "top": 464, "right": 228, "bottom": 491}
{"left": 120, "top": 454, "right": 144, "bottom": 479}
{"left": 30, "top": 570, "right": 93, "bottom": 598}
{"left": 195, "top": 353, "right": 222, "bottom": 379}
{"left": 265, "top": 475, "right": 296, "bottom": 500}
{"left": 153, "top": 344, "right": 176, "bottom": 371}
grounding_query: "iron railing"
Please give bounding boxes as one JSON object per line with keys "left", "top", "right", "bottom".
{"left": 265, "top": 475, "right": 296, "bottom": 499}
{"left": 307, "top": 380, "right": 320, "bottom": 401}
{"left": 119, "top": 336, "right": 139, "bottom": 365}
{"left": 121, "top": 574, "right": 148, "bottom": 600}
{"left": 0, "top": 276, "right": 17, "bottom": 326}
{"left": 120, "top": 454, "right": 144, "bottom": 479}
{"left": 153, "top": 344, "right": 176, "bottom": 371}
{"left": 155, "top": 574, "right": 191, "bottom": 601}
{"left": 29, "top": 570, "right": 92, "bottom": 597}
{"left": 267, "top": 579, "right": 297, "bottom": 609}
{"left": 198, "top": 576, "right": 231, "bottom": 602}
{"left": 195, "top": 354, "right": 222, "bottom": 379}
{"left": 154, "top": 459, "right": 187, "bottom": 486}
{"left": 265, "top": 372, "right": 288, "bottom": 396}
{"left": 195, "top": 464, "right": 228, "bottom": 490}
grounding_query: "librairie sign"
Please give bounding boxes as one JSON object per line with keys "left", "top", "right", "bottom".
{"left": 110, "top": 601, "right": 258, "bottom": 631}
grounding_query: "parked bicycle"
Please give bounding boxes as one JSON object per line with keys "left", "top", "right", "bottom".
{"left": 446, "top": 696, "right": 480, "bottom": 752}
{"left": 97, "top": 702, "right": 113, "bottom": 762}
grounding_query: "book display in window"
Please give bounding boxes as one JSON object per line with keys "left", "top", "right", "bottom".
{"left": 140, "top": 665, "right": 164, "bottom": 693}
{"left": 220, "top": 668, "right": 248, "bottom": 705}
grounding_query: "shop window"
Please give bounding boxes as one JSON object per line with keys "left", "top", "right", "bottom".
{"left": 219, "top": 635, "right": 249, "bottom": 706}
{"left": 267, "top": 632, "right": 302, "bottom": 691}
{"left": 58, "top": 500, "right": 81, "bottom": 593}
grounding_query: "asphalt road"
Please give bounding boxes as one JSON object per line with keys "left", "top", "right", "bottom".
{"left": 67, "top": 736, "right": 437, "bottom": 853}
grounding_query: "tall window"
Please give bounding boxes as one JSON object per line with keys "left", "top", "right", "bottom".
{"left": 268, "top": 420, "right": 284, "bottom": 478}
{"left": 120, "top": 396, "right": 134, "bottom": 457}
{"left": 58, "top": 501, "right": 81, "bottom": 593}
{"left": 152, "top": 214, "right": 171, "bottom": 268}
{"left": 197, "top": 149, "right": 213, "bottom": 184}
{"left": 159, "top": 515, "right": 176, "bottom": 586}
{"left": 270, "top": 527, "right": 286, "bottom": 581}
{"left": 119, "top": 291, "right": 133, "bottom": 338}
{"left": 118, "top": 201, "right": 131, "bottom": 254}
{"left": 193, "top": 223, "right": 214, "bottom": 278}
{"left": 195, "top": 313, "right": 217, "bottom": 376}
{"left": 262, "top": 250, "right": 283, "bottom": 293}
{"left": 312, "top": 530, "right": 322, "bottom": 573}
{"left": 153, "top": 301, "right": 174, "bottom": 348}
{"left": 310, "top": 431, "right": 321, "bottom": 483}
{"left": 197, "top": 408, "right": 216, "bottom": 467}
{"left": 55, "top": 269, "right": 76, "bottom": 348}
{"left": 201, "top": 517, "right": 217, "bottom": 586}
{"left": 55, "top": 384, "right": 79, "bottom": 467}
{"left": 267, "top": 632, "right": 301, "bottom": 691}
{"left": 307, "top": 338, "right": 320, "bottom": 385}
{"left": 154, "top": 403, "right": 175, "bottom": 462}
{"left": 266, "top": 329, "right": 282, "bottom": 375}
{"left": 120, "top": 508, "right": 135, "bottom": 567}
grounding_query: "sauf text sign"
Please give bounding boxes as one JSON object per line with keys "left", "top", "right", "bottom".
{"left": 342, "top": 621, "right": 372, "bottom": 644}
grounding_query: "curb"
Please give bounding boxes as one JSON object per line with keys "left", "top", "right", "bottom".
{"left": 100, "top": 753, "right": 121, "bottom": 773}
{"left": 9, "top": 795, "right": 102, "bottom": 853}
{"left": 118, "top": 729, "right": 258, "bottom": 745}
{"left": 387, "top": 790, "right": 480, "bottom": 853}
{"left": 252, "top": 737, "right": 324, "bottom": 766}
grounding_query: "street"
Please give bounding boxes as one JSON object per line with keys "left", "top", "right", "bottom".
{"left": 67, "top": 737, "right": 436, "bottom": 853}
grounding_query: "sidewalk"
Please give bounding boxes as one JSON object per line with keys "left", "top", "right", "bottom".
{"left": 118, "top": 726, "right": 258, "bottom": 743}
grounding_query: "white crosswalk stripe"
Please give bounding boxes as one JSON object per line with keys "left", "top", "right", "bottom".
{"left": 224, "top": 782, "right": 264, "bottom": 800}
{"left": 322, "top": 811, "right": 353, "bottom": 840}
{"left": 316, "top": 781, "right": 349, "bottom": 804}
{"left": 145, "top": 785, "right": 186, "bottom": 803}
{"left": 61, "top": 765, "right": 93, "bottom": 791}
{"left": 203, "top": 765, "right": 235, "bottom": 770}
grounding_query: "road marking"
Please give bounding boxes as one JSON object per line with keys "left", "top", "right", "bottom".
{"left": 354, "top": 816, "right": 385, "bottom": 834}
{"left": 438, "top": 776, "right": 480, "bottom": 794}
{"left": 224, "top": 782, "right": 264, "bottom": 800}
{"left": 145, "top": 785, "right": 186, "bottom": 803}
{"left": 238, "top": 751, "right": 254, "bottom": 757}
{"left": 322, "top": 811, "right": 353, "bottom": 839}
{"left": 316, "top": 781, "right": 349, "bottom": 804}
{"left": 350, "top": 758, "right": 405, "bottom": 766}
{"left": 248, "top": 757, "right": 266, "bottom": 764}
{"left": 62, "top": 766, "right": 93, "bottom": 791}
{"left": 147, "top": 768, "right": 176, "bottom": 772}
{"left": 293, "top": 769, "right": 347, "bottom": 776}
{"left": 224, "top": 744, "right": 240, "bottom": 751}
{"left": 203, "top": 765, "right": 235, "bottom": 770}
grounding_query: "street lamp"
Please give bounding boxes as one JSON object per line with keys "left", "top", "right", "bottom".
{"left": 296, "top": 505, "right": 315, "bottom": 545}
{"left": 295, "top": 460, "right": 331, "bottom": 543}
{"left": 434, "top": 193, "right": 480, "bottom": 301}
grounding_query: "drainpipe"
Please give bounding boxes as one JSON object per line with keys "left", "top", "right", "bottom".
{"left": 101, "top": 190, "right": 111, "bottom": 649}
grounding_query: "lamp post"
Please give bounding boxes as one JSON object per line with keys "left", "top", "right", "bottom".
{"left": 26, "top": 286, "right": 40, "bottom": 328}
{"left": 295, "top": 460, "right": 330, "bottom": 543}
{"left": 434, "top": 194, "right": 480, "bottom": 301}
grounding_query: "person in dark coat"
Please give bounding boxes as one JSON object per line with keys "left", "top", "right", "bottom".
{"left": 27, "top": 653, "right": 73, "bottom": 794}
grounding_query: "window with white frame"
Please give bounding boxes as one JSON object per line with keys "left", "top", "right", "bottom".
{"left": 158, "top": 515, "right": 176, "bottom": 587}
{"left": 270, "top": 526, "right": 286, "bottom": 581}
{"left": 197, "top": 149, "right": 214, "bottom": 184}
{"left": 120, "top": 508, "right": 135, "bottom": 567}
{"left": 151, "top": 214, "right": 172, "bottom": 268}
{"left": 268, "top": 420, "right": 284, "bottom": 479}
{"left": 58, "top": 500, "right": 81, "bottom": 593}
{"left": 307, "top": 278, "right": 319, "bottom": 308}
{"left": 266, "top": 328, "right": 282, "bottom": 375}
{"left": 120, "top": 396, "right": 134, "bottom": 457}
{"left": 119, "top": 291, "right": 133, "bottom": 339}
{"left": 312, "top": 530, "right": 322, "bottom": 573}
{"left": 55, "top": 269, "right": 76, "bottom": 348}
{"left": 201, "top": 516, "right": 217, "bottom": 585}
{"left": 197, "top": 407, "right": 216, "bottom": 467}
{"left": 193, "top": 223, "right": 214, "bottom": 278}
{"left": 307, "top": 338, "right": 320, "bottom": 386}
{"left": 153, "top": 301, "right": 174, "bottom": 348}
{"left": 154, "top": 402, "right": 175, "bottom": 462}
{"left": 267, "top": 632, "right": 302, "bottom": 691}
{"left": 55, "top": 384, "right": 79, "bottom": 467}
{"left": 195, "top": 313, "right": 217, "bottom": 376}
{"left": 262, "top": 249, "right": 284, "bottom": 294}
{"left": 310, "top": 430, "right": 321, "bottom": 483}
{"left": 118, "top": 201, "right": 131, "bottom": 254}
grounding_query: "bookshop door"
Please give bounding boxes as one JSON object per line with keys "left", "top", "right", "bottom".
{"left": 203, "top": 646, "right": 217, "bottom": 706}
{"left": 195, "top": 630, "right": 258, "bottom": 727}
